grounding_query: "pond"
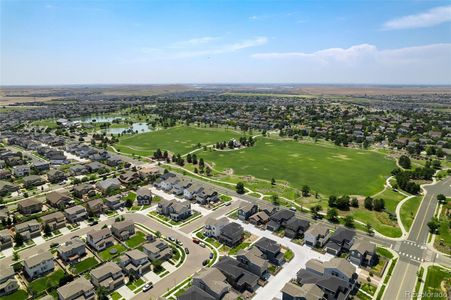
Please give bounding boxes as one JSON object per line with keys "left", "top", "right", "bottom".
{"left": 76, "top": 116, "right": 151, "bottom": 134}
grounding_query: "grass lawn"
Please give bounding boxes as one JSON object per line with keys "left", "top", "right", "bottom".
{"left": 361, "top": 283, "right": 377, "bottom": 295}
{"left": 423, "top": 266, "right": 451, "bottom": 299}
{"left": 399, "top": 196, "right": 422, "bottom": 231}
{"left": 99, "top": 244, "right": 127, "bottom": 261}
{"left": 376, "top": 188, "right": 406, "bottom": 213}
{"left": 351, "top": 209, "right": 402, "bottom": 238}
{"left": 149, "top": 210, "right": 201, "bottom": 226}
{"left": 29, "top": 269, "right": 65, "bottom": 295}
{"left": 115, "top": 125, "right": 244, "bottom": 156}
{"left": 110, "top": 291, "right": 123, "bottom": 300}
{"left": 0, "top": 289, "right": 28, "bottom": 300}
{"left": 283, "top": 248, "right": 294, "bottom": 261}
{"left": 200, "top": 137, "right": 395, "bottom": 196}
{"left": 434, "top": 202, "right": 450, "bottom": 254}
{"left": 72, "top": 257, "right": 99, "bottom": 274}
{"left": 228, "top": 242, "right": 250, "bottom": 255}
{"left": 376, "top": 247, "right": 394, "bottom": 260}
{"left": 127, "top": 278, "right": 145, "bottom": 290}
{"left": 125, "top": 231, "right": 146, "bottom": 248}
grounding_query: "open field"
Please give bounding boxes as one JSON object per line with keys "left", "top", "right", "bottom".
{"left": 376, "top": 188, "right": 406, "bottom": 213}
{"left": 200, "top": 138, "right": 395, "bottom": 196}
{"left": 399, "top": 196, "right": 422, "bottom": 231}
{"left": 423, "top": 266, "right": 451, "bottom": 300}
{"left": 115, "top": 126, "right": 244, "bottom": 156}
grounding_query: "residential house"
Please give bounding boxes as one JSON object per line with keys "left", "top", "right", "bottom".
{"left": 284, "top": 217, "right": 310, "bottom": 239}
{"left": 248, "top": 211, "right": 270, "bottom": 226}
{"left": 57, "top": 237, "right": 86, "bottom": 264}
{"left": 281, "top": 282, "right": 324, "bottom": 300}
{"left": 0, "top": 170, "right": 11, "bottom": 180}
{"left": 90, "top": 262, "right": 124, "bottom": 292}
{"left": 0, "top": 265, "right": 19, "bottom": 296}
{"left": 106, "top": 156, "right": 122, "bottom": 167}
{"left": 195, "top": 187, "right": 219, "bottom": 204}
{"left": 23, "top": 175, "right": 45, "bottom": 188}
{"left": 254, "top": 237, "right": 284, "bottom": 266}
{"left": 238, "top": 203, "right": 258, "bottom": 221}
{"left": 86, "top": 199, "right": 105, "bottom": 216}
{"left": 86, "top": 227, "right": 114, "bottom": 251}
{"left": 157, "top": 199, "right": 192, "bottom": 221}
{"left": 0, "top": 230, "right": 12, "bottom": 250}
{"left": 72, "top": 183, "right": 95, "bottom": 198}
{"left": 47, "top": 169, "right": 67, "bottom": 184}
{"left": 304, "top": 224, "right": 330, "bottom": 248}
{"left": 15, "top": 220, "right": 41, "bottom": 240}
{"left": 204, "top": 217, "right": 229, "bottom": 238}
{"left": 69, "top": 165, "right": 88, "bottom": 176}
{"left": 57, "top": 277, "right": 95, "bottom": 300}
{"left": 24, "top": 251, "right": 55, "bottom": 279}
{"left": 324, "top": 228, "right": 355, "bottom": 256}
{"left": 177, "top": 286, "right": 215, "bottom": 300}
{"left": 41, "top": 211, "right": 66, "bottom": 231}
{"left": 96, "top": 178, "right": 121, "bottom": 194}
{"left": 33, "top": 161, "right": 50, "bottom": 172}
{"left": 190, "top": 268, "right": 231, "bottom": 299}
{"left": 111, "top": 220, "right": 135, "bottom": 241}
{"left": 17, "top": 198, "right": 43, "bottom": 215}
{"left": 46, "top": 191, "right": 72, "bottom": 209}
{"left": 142, "top": 237, "right": 172, "bottom": 262}
{"left": 64, "top": 205, "right": 88, "bottom": 223}
{"left": 13, "top": 165, "right": 30, "bottom": 177}
{"left": 236, "top": 247, "right": 269, "bottom": 278}
{"left": 85, "top": 161, "right": 108, "bottom": 173}
{"left": 105, "top": 195, "right": 123, "bottom": 210}
{"left": 118, "top": 171, "right": 141, "bottom": 185}
{"left": 117, "top": 249, "right": 151, "bottom": 276}
{"left": 214, "top": 256, "right": 259, "bottom": 293}
{"left": 136, "top": 187, "right": 151, "bottom": 205}
{"left": 183, "top": 183, "right": 203, "bottom": 200}
{"left": 349, "top": 240, "right": 377, "bottom": 266}
{"left": 267, "top": 209, "right": 295, "bottom": 232}
{"left": 218, "top": 222, "right": 243, "bottom": 248}
{"left": 172, "top": 179, "right": 192, "bottom": 196}
{"left": 0, "top": 181, "right": 18, "bottom": 196}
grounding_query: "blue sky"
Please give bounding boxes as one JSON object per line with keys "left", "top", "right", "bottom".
{"left": 1, "top": 0, "right": 451, "bottom": 85}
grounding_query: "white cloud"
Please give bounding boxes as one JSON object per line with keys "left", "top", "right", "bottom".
{"left": 249, "top": 15, "right": 260, "bottom": 21}
{"left": 172, "top": 36, "right": 220, "bottom": 47}
{"left": 382, "top": 5, "right": 451, "bottom": 30}
{"left": 139, "top": 36, "right": 268, "bottom": 60}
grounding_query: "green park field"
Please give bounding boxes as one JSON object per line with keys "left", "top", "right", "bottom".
{"left": 115, "top": 126, "right": 244, "bottom": 156}
{"left": 201, "top": 138, "right": 395, "bottom": 196}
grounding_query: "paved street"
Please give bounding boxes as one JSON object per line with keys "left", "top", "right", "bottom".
{"left": 383, "top": 176, "right": 451, "bottom": 300}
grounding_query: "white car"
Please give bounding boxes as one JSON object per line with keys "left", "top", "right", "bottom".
{"left": 142, "top": 282, "right": 153, "bottom": 292}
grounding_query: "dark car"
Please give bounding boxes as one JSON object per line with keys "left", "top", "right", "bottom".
{"left": 202, "top": 259, "right": 209, "bottom": 266}
{"left": 185, "top": 247, "right": 189, "bottom": 254}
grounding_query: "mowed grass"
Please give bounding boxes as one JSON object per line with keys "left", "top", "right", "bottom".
{"left": 115, "top": 126, "right": 244, "bottom": 156}
{"left": 399, "top": 196, "right": 422, "bottom": 231}
{"left": 423, "top": 266, "right": 451, "bottom": 299}
{"left": 376, "top": 188, "right": 406, "bottom": 213}
{"left": 201, "top": 138, "right": 395, "bottom": 196}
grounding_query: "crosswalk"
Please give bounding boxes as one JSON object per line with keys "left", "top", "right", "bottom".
{"left": 402, "top": 240, "right": 427, "bottom": 249}
{"left": 397, "top": 251, "right": 424, "bottom": 262}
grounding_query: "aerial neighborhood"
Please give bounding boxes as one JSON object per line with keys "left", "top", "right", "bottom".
{"left": 0, "top": 85, "right": 448, "bottom": 300}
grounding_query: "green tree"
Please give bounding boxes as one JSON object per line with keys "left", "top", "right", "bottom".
{"left": 328, "top": 195, "right": 337, "bottom": 207}
{"left": 351, "top": 198, "right": 359, "bottom": 208}
{"left": 271, "top": 178, "right": 276, "bottom": 185}
{"left": 344, "top": 215, "right": 354, "bottom": 228}
{"left": 310, "top": 205, "right": 322, "bottom": 219}
{"left": 271, "top": 195, "right": 279, "bottom": 206}
{"left": 364, "top": 196, "right": 373, "bottom": 210}
{"left": 14, "top": 232, "right": 24, "bottom": 247}
{"left": 236, "top": 182, "right": 245, "bottom": 194}
{"left": 427, "top": 217, "right": 440, "bottom": 233}
{"left": 366, "top": 223, "right": 374, "bottom": 235}
{"left": 326, "top": 208, "right": 338, "bottom": 223}
{"left": 43, "top": 223, "right": 52, "bottom": 237}
{"left": 437, "top": 194, "right": 447, "bottom": 204}
{"left": 205, "top": 166, "right": 212, "bottom": 176}
{"left": 301, "top": 185, "right": 310, "bottom": 197}
{"left": 399, "top": 155, "right": 411, "bottom": 169}
{"left": 373, "top": 198, "right": 385, "bottom": 211}
{"left": 13, "top": 251, "right": 20, "bottom": 261}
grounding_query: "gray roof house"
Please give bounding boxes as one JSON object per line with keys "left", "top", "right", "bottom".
{"left": 191, "top": 268, "right": 231, "bottom": 300}
{"left": 284, "top": 217, "right": 310, "bottom": 239}
{"left": 0, "top": 230, "right": 12, "bottom": 251}
{"left": 349, "top": 240, "right": 377, "bottom": 266}
{"left": 254, "top": 237, "right": 284, "bottom": 266}
{"left": 86, "top": 227, "right": 114, "bottom": 251}
{"left": 17, "top": 198, "right": 43, "bottom": 215}
{"left": 0, "top": 265, "right": 19, "bottom": 297}
{"left": 157, "top": 199, "right": 192, "bottom": 221}
{"left": 96, "top": 178, "right": 121, "bottom": 194}
{"left": 214, "top": 256, "right": 259, "bottom": 293}
{"left": 57, "top": 237, "right": 86, "bottom": 264}
{"left": 238, "top": 203, "right": 258, "bottom": 221}
{"left": 24, "top": 251, "right": 55, "bottom": 279}
{"left": 90, "top": 262, "right": 124, "bottom": 292}
{"left": 111, "top": 220, "right": 135, "bottom": 241}
{"left": 304, "top": 224, "right": 330, "bottom": 248}
{"left": 267, "top": 209, "right": 295, "bottom": 232}
{"left": 142, "top": 237, "right": 172, "bottom": 262}
{"left": 64, "top": 205, "right": 88, "bottom": 223}
{"left": 57, "top": 277, "right": 95, "bottom": 300}
{"left": 15, "top": 220, "right": 41, "bottom": 240}
{"left": 281, "top": 282, "right": 324, "bottom": 300}
{"left": 117, "top": 249, "right": 151, "bottom": 276}
{"left": 46, "top": 191, "right": 72, "bottom": 208}
{"left": 324, "top": 227, "right": 355, "bottom": 256}
{"left": 136, "top": 187, "right": 152, "bottom": 205}
{"left": 236, "top": 247, "right": 269, "bottom": 278}
{"left": 218, "top": 222, "right": 243, "bottom": 248}
{"left": 41, "top": 211, "right": 66, "bottom": 231}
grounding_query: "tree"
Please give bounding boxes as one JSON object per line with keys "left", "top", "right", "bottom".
{"left": 96, "top": 287, "right": 109, "bottom": 300}
{"left": 336, "top": 195, "right": 350, "bottom": 210}
{"left": 344, "top": 215, "right": 354, "bottom": 228}
{"left": 310, "top": 205, "right": 322, "bottom": 219}
{"left": 326, "top": 208, "right": 338, "bottom": 223}
{"left": 43, "top": 223, "right": 52, "bottom": 237}
{"left": 301, "top": 185, "right": 310, "bottom": 197}
{"left": 125, "top": 198, "right": 134, "bottom": 208}
{"left": 328, "top": 195, "right": 337, "bottom": 207}
{"left": 373, "top": 198, "right": 385, "bottom": 212}
{"left": 13, "top": 251, "right": 20, "bottom": 261}
{"left": 399, "top": 155, "right": 411, "bottom": 169}
{"left": 14, "top": 232, "right": 24, "bottom": 247}
{"left": 427, "top": 217, "right": 440, "bottom": 233}
{"left": 153, "top": 259, "right": 163, "bottom": 273}
{"left": 186, "top": 153, "right": 192, "bottom": 163}
{"left": 437, "top": 194, "right": 447, "bottom": 204}
{"left": 366, "top": 223, "right": 374, "bottom": 235}
{"left": 205, "top": 166, "right": 212, "bottom": 176}
{"left": 271, "top": 178, "right": 276, "bottom": 185}
{"left": 155, "top": 231, "right": 161, "bottom": 238}
{"left": 351, "top": 198, "right": 359, "bottom": 208}
{"left": 364, "top": 197, "right": 373, "bottom": 210}
{"left": 236, "top": 182, "right": 245, "bottom": 194}
{"left": 271, "top": 195, "right": 279, "bottom": 206}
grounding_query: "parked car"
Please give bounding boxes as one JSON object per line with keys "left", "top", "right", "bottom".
{"left": 176, "top": 240, "right": 183, "bottom": 246}
{"left": 199, "top": 242, "right": 206, "bottom": 248}
{"left": 142, "top": 282, "right": 153, "bottom": 292}
{"left": 89, "top": 220, "right": 98, "bottom": 226}
{"left": 185, "top": 247, "right": 189, "bottom": 254}
{"left": 202, "top": 259, "right": 209, "bottom": 266}
{"left": 168, "top": 236, "right": 176, "bottom": 242}
{"left": 225, "top": 201, "right": 231, "bottom": 206}
{"left": 209, "top": 252, "right": 213, "bottom": 259}
{"left": 289, "top": 206, "right": 296, "bottom": 211}
{"left": 192, "top": 238, "right": 200, "bottom": 244}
